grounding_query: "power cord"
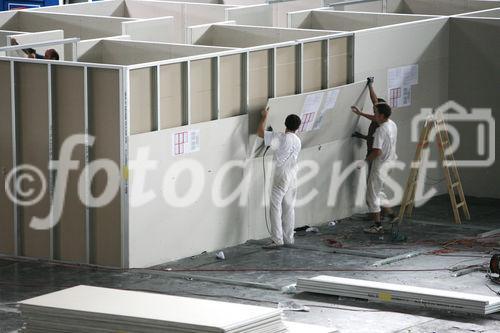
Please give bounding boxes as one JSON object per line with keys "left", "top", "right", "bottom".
{"left": 263, "top": 145, "right": 272, "bottom": 236}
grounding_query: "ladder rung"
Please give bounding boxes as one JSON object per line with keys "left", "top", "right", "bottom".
{"left": 456, "top": 202, "right": 465, "bottom": 208}
{"left": 451, "top": 182, "right": 460, "bottom": 188}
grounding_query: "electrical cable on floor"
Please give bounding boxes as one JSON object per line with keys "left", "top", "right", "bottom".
{"left": 485, "top": 283, "right": 500, "bottom": 296}
{"left": 263, "top": 146, "right": 272, "bottom": 237}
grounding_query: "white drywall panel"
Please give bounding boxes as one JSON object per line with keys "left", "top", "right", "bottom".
{"left": 449, "top": 17, "right": 500, "bottom": 199}
{"left": 76, "top": 39, "right": 102, "bottom": 61}
{"left": 97, "top": 40, "right": 228, "bottom": 65}
{"left": 272, "top": 0, "right": 324, "bottom": 28}
{"left": 250, "top": 82, "right": 369, "bottom": 155}
{"left": 5, "top": 30, "right": 65, "bottom": 60}
{"left": 402, "top": 0, "right": 500, "bottom": 15}
{"left": 0, "top": 10, "right": 17, "bottom": 29}
{"left": 287, "top": 9, "right": 312, "bottom": 29}
{"left": 32, "top": 0, "right": 126, "bottom": 16}
{"left": 122, "top": 17, "right": 176, "bottom": 43}
{"left": 459, "top": 8, "right": 500, "bottom": 18}
{"left": 354, "top": 17, "right": 450, "bottom": 195}
{"left": 124, "top": 1, "right": 233, "bottom": 43}
{"left": 330, "top": 0, "right": 384, "bottom": 12}
{"left": 195, "top": 24, "right": 337, "bottom": 48}
{"left": 298, "top": 10, "right": 438, "bottom": 31}
{"left": 128, "top": 116, "right": 248, "bottom": 267}
{"left": 16, "top": 12, "right": 132, "bottom": 40}
{"left": 225, "top": 5, "right": 273, "bottom": 27}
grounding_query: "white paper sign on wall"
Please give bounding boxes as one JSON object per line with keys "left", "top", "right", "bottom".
{"left": 387, "top": 64, "right": 418, "bottom": 108}
{"left": 172, "top": 129, "right": 200, "bottom": 156}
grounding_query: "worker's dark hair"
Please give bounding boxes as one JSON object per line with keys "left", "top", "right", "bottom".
{"left": 46, "top": 49, "right": 59, "bottom": 60}
{"left": 377, "top": 98, "right": 386, "bottom": 103}
{"left": 375, "top": 103, "right": 392, "bottom": 118}
{"left": 285, "top": 114, "right": 301, "bottom": 132}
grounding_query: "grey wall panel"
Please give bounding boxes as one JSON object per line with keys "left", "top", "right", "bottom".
{"left": 130, "top": 68, "right": 154, "bottom": 134}
{"left": 160, "top": 63, "right": 184, "bottom": 129}
{"left": 303, "top": 41, "right": 323, "bottom": 93}
{"left": 17, "top": 63, "right": 50, "bottom": 259}
{"left": 88, "top": 68, "right": 122, "bottom": 267}
{"left": 190, "top": 59, "right": 214, "bottom": 124}
{"left": 53, "top": 65, "right": 86, "bottom": 262}
{"left": 220, "top": 54, "right": 243, "bottom": 119}
{"left": 248, "top": 50, "right": 270, "bottom": 135}
{"left": 275, "top": 46, "right": 296, "bottom": 97}
{"left": 0, "top": 61, "right": 14, "bottom": 255}
{"left": 449, "top": 17, "right": 500, "bottom": 199}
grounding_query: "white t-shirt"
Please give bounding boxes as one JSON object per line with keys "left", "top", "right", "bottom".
{"left": 373, "top": 119, "right": 398, "bottom": 162}
{"left": 264, "top": 131, "right": 301, "bottom": 172}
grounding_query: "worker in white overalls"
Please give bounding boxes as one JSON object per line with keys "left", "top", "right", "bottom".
{"left": 352, "top": 103, "right": 398, "bottom": 234}
{"left": 257, "top": 107, "right": 302, "bottom": 249}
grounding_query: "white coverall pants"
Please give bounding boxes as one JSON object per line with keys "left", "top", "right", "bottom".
{"left": 270, "top": 168, "right": 297, "bottom": 245}
{"left": 366, "top": 159, "right": 389, "bottom": 213}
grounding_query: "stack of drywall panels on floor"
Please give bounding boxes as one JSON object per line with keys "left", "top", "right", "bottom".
{"left": 297, "top": 276, "right": 500, "bottom": 315}
{"left": 19, "top": 285, "right": 286, "bottom": 333}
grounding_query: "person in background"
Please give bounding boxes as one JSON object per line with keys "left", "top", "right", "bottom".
{"left": 10, "top": 37, "right": 59, "bottom": 60}
{"left": 257, "top": 107, "right": 302, "bottom": 249}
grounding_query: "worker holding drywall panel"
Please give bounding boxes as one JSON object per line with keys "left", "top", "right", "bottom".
{"left": 10, "top": 38, "right": 59, "bottom": 60}
{"left": 352, "top": 87, "right": 398, "bottom": 234}
{"left": 352, "top": 78, "right": 397, "bottom": 224}
{"left": 257, "top": 107, "right": 302, "bottom": 249}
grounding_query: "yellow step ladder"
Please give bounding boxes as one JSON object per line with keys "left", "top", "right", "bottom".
{"left": 397, "top": 111, "right": 471, "bottom": 224}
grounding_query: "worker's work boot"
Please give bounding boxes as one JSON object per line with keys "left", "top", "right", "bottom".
{"left": 262, "top": 242, "right": 283, "bottom": 250}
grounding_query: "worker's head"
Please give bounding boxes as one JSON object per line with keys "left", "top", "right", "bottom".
{"left": 374, "top": 103, "right": 392, "bottom": 123}
{"left": 44, "top": 49, "right": 59, "bottom": 60}
{"left": 285, "top": 114, "right": 301, "bottom": 132}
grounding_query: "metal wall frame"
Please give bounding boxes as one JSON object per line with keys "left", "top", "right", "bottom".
{"left": 126, "top": 32, "right": 354, "bottom": 133}
{"left": 0, "top": 55, "right": 127, "bottom": 267}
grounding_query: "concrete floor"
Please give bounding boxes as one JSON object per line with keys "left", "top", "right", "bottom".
{"left": 2, "top": 195, "right": 500, "bottom": 333}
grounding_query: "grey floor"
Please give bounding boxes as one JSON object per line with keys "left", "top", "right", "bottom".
{"left": 2, "top": 195, "right": 500, "bottom": 333}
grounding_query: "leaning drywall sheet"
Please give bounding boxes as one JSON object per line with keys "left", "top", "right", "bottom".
{"left": 0, "top": 61, "right": 14, "bottom": 255}
{"left": 449, "top": 17, "right": 500, "bottom": 199}
{"left": 88, "top": 68, "right": 123, "bottom": 267}
{"left": 5, "top": 30, "right": 65, "bottom": 60}
{"left": 122, "top": 17, "right": 175, "bottom": 43}
{"left": 247, "top": 82, "right": 369, "bottom": 240}
{"left": 128, "top": 116, "right": 248, "bottom": 267}
{"left": 17, "top": 62, "right": 51, "bottom": 259}
{"left": 354, "top": 17, "right": 450, "bottom": 195}
{"left": 53, "top": 65, "right": 87, "bottom": 262}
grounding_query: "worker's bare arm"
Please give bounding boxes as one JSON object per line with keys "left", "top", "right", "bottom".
{"left": 257, "top": 107, "right": 269, "bottom": 139}
{"left": 365, "top": 148, "right": 382, "bottom": 162}
{"left": 367, "top": 77, "right": 378, "bottom": 105}
{"left": 351, "top": 106, "right": 376, "bottom": 121}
